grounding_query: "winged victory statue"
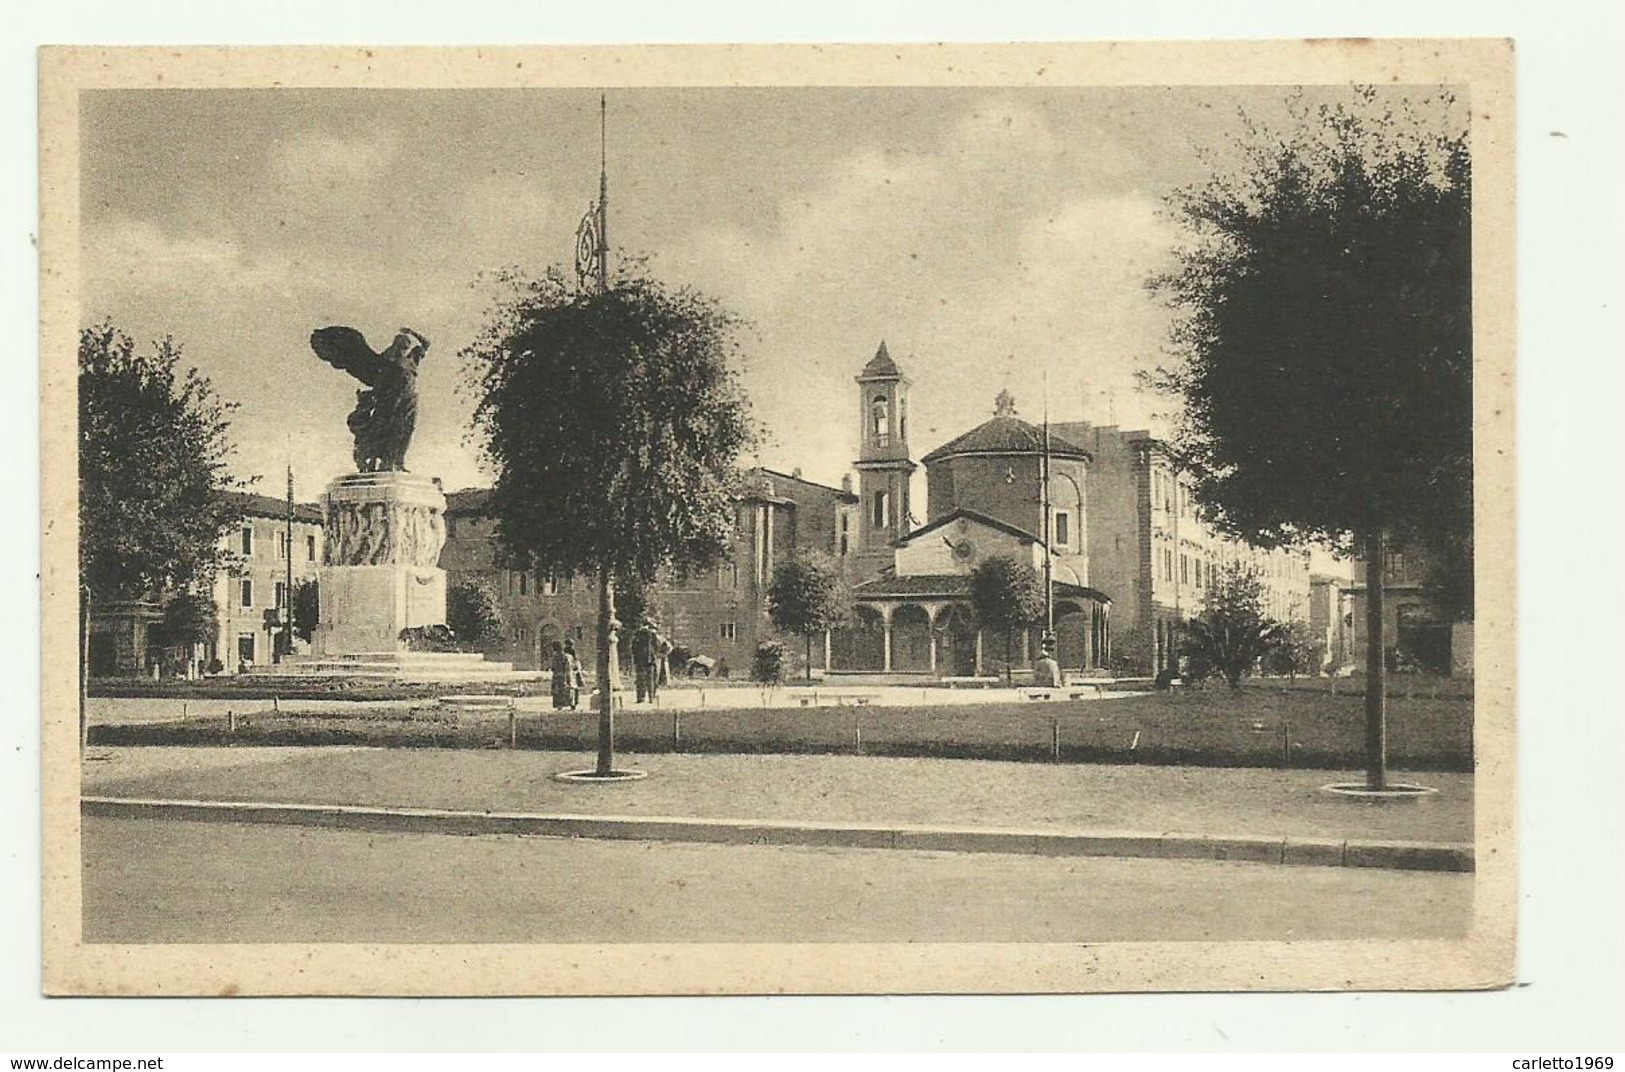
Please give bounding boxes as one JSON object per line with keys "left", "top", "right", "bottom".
{"left": 309, "top": 326, "right": 430, "bottom": 472}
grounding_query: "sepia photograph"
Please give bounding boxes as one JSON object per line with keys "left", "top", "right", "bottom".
{"left": 39, "top": 40, "right": 1515, "bottom": 996}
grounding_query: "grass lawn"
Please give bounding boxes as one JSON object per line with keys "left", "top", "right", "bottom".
{"left": 92, "top": 684, "right": 1472, "bottom": 771}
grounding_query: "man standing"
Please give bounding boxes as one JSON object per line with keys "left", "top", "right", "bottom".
{"left": 631, "top": 616, "right": 666, "bottom": 704}
{"left": 1034, "top": 634, "right": 1063, "bottom": 689}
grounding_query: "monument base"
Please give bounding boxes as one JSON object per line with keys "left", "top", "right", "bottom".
{"left": 315, "top": 565, "right": 447, "bottom": 656}
{"left": 313, "top": 472, "right": 448, "bottom": 657}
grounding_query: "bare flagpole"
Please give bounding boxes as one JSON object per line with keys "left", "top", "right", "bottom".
{"left": 592, "top": 92, "right": 620, "bottom": 776}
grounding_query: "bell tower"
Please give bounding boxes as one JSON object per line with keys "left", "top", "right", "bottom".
{"left": 854, "top": 341, "right": 917, "bottom": 567}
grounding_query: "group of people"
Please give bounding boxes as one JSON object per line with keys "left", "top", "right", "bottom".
{"left": 547, "top": 638, "right": 588, "bottom": 710}
{"left": 546, "top": 615, "right": 674, "bottom": 709}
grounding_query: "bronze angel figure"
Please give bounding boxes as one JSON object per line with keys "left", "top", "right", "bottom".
{"left": 310, "top": 326, "right": 430, "bottom": 472}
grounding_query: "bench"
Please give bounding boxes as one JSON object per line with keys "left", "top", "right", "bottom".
{"left": 940, "top": 676, "right": 1000, "bottom": 689}
{"left": 1019, "top": 685, "right": 1105, "bottom": 702}
{"left": 790, "top": 689, "right": 882, "bottom": 707}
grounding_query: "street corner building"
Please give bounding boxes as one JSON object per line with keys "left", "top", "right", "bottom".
{"left": 86, "top": 490, "right": 326, "bottom": 678}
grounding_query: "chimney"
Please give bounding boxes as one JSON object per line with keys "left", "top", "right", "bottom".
{"left": 840, "top": 473, "right": 853, "bottom": 494}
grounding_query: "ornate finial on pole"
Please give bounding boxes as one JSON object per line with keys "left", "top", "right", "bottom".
{"left": 994, "top": 388, "right": 1017, "bottom": 417}
{"left": 598, "top": 93, "right": 608, "bottom": 291}
{"left": 574, "top": 95, "right": 612, "bottom": 294}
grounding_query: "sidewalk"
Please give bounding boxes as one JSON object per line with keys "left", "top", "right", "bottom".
{"left": 83, "top": 746, "right": 1472, "bottom": 868}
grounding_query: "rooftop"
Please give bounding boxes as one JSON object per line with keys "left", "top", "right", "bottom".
{"left": 227, "top": 490, "right": 323, "bottom": 525}
{"left": 856, "top": 340, "right": 903, "bottom": 381}
{"left": 920, "top": 414, "right": 1091, "bottom": 465}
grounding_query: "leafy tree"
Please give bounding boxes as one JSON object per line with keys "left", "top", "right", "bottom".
{"left": 150, "top": 591, "right": 218, "bottom": 676}
{"left": 1181, "top": 563, "right": 1283, "bottom": 689}
{"left": 1263, "top": 618, "right": 1325, "bottom": 682}
{"left": 968, "top": 555, "right": 1045, "bottom": 683}
{"left": 290, "top": 579, "right": 321, "bottom": 644}
{"left": 80, "top": 322, "right": 243, "bottom": 600}
{"left": 446, "top": 578, "right": 504, "bottom": 646}
{"left": 462, "top": 270, "right": 756, "bottom": 775}
{"left": 767, "top": 552, "right": 853, "bottom": 680}
{"left": 1147, "top": 90, "right": 1471, "bottom": 788}
{"left": 79, "top": 322, "right": 241, "bottom": 744}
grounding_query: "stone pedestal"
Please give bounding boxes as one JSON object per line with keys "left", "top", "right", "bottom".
{"left": 314, "top": 472, "right": 447, "bottom": 656}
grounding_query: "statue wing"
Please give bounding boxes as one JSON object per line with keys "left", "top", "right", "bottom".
{"left": 310, "top": 326, "right": 388, "bottom": 387}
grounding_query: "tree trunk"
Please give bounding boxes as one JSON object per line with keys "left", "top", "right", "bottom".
{"left": 1364, "top": 529, "right": 1388, "bottom": 791}
{"left": 1005, "top": 629, "right": 1013, "bottom": 684}
{"left": 806, "top": 633, "right": 814, "bottom": 682}
{"left": 595, "top": 565, "right": 616, "bottom": 776}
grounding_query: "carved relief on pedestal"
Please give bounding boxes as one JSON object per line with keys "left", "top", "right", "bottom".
{"left": 324, "top": 499, "right": 445, "bottom": 568}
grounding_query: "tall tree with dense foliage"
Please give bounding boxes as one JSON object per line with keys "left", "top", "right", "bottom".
{"left": 968, "top": 555, "right": 1045, "bottom": 683}
{"left": 1148, "top": 90, "right": 1471, "bottom": 789}
{"left": 79, "top": 322, "right": 241, "bottom": 743}
{"left": 767, "top": 552, "right": 854, "bottom": 680}
{"left": 1181, "top": 563, "right": 1283, "bottom": 689}
{"left": 79, "top": 322, "right": 243, "bottom": 601}
{"left": 462, "top": 270, "right": 756, "bottom": 775}
{"left": 446, "top": 578, "right": 505, "bottom": 646}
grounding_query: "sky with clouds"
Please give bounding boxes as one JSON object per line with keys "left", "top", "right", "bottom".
{"left": 81, "top": 84, "right": 1389, "bottom": 510}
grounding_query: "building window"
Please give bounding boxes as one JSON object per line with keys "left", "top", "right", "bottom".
{"left": 240, "top": 579, "right": 253, "bottom": 608}
{"left": 719, "top": 622, "right": 737, "bottom": 641}
{"left": 240, "top": 526, "right": 253, "bottom": 556}
{"left": 1181, "top": 555, "right": 1189, "bottom": 585}
{"left": 518, "top": 572, "right": 529, "bottom": 596}
{"left": 872, "top": 395, "right": 889, "bottom": 446}
{"left": 1385, "top": 552, "right": 1406, "bottom": 582}
{"left": 872, "top": 489, "right": 889, "bottom": 529}
{"left": 899, "top": 397, "right": 908, "bottom": 442}
{"left": 540, "top": 573, "right": 557, "bottom": 597}
{"left": 718, "top": 562, "right": 738, "bottom": 590}
{"left": 275, "top": 533, "right": 287, "bottom": 560}
{"left": 574, "top": 626, "right": 585, "bottom": 640}
{"left": 1053, "top": 510, "right": 1071, "bottom": 549}
{"left": 274, "top": 581, "right": 287, "bottom": 609}
{"left": 306, "top": 534, "right": 317, "bottom": 561}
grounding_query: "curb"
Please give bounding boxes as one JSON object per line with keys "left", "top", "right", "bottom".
{"left": 81, "top": 796, "right": 1474, "bottom": 873}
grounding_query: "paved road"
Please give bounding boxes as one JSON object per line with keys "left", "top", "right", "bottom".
{"left": 82, "top": 817, "right": 1472, "bottom": 945}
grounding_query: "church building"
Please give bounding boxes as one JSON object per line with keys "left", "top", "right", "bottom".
{"left": 830, "top": 345, "right": 1114, "bottom": 677}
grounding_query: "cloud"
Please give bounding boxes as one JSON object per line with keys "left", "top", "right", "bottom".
{"left": 269, "top": 129, "right": 398, "bottom": 205}
{"left": 84, "top": 218, "right": 295, "bottom": 298}
{"left": 658, "top": 97, "right": 1179, "bottom": 489}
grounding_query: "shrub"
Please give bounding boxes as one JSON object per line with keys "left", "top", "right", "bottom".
{"left": 751, "top": 639, "right": 786, "bottom": 686}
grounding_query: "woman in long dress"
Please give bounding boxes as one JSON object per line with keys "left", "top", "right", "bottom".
{"left": 549, "top": 641, "right": 571, "bottom": 710}
{"left": 563, "top": 639, "right": 586, "bottom": 710}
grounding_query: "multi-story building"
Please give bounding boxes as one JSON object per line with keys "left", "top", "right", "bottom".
{"left": 439, "top": 468, "right": 859, "bottom": 675}
{"left": 210, "top": 490, "right": 325, "bottom": 671}
{"left": 1309, "top": 572, "right": 1356, "bottom": 672}
{"left": 86, "top": 489, "right": 326, "bottom": 676}
{"left": 1343, "top": 536, "right": 1473, "bottom": 676}
{"left": 1051, "top": 420, "right": 1312, "bottom": 674}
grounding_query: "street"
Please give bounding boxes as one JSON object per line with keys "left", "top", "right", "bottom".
{"left": 83, "top": 817, "right": 1472, "bottom": 945}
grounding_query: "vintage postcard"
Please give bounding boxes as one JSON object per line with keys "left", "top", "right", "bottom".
{"left": 40, "top": 40, "right": 1515, "bottom": 995}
